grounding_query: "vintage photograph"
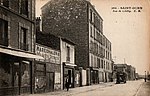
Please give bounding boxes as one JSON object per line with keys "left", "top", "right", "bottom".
{"left": 0, "top": 0, "right": 150, "bottom": 96}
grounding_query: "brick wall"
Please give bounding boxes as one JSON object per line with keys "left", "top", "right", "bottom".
{"left": 42, "top": 0, "right": 89, "bottom": 68}
{"left": 0, "top": 0, "right": 35, "bottom": 52}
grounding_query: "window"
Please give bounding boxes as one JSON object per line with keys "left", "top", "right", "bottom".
{"left": 94, "top": 28, "right": 96, "bottom": 39}
{"left": 0, "top": 0, "right": 9, "bottom": 8}
{"left": 97, "top": 58, "right": 100, "bottom": 68}
{"left": 0, "top": 57, "right": 12, "bottom": 88}
{"left": 94, "top": 56, "right": 97, "bottom": 67}
{"left": 20, "top": 27, "right": 28, "bottom": 51}
{"left": 101, "top": 60, "right": 103, "bottom": 68}
{"left": 90, "top": 9, "right": 92, "bottom": 22}
{"left": 20, "top": 0, "right": 28, "bottom": 17}
{"left": 0, "top": 19, "right": 8, "bottom": 46}
{"left": 90, "top": 25, "right": 92, "bottom": 37}
{"left": 66, "top": 46, "right": 70, "bottom": 62}
{"left": 91, "top": 55, "right": 93, "bottom": 67}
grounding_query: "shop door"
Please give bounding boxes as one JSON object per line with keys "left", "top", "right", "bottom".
{"left": 64, "top": 69, "right": 73, "bottom": 88}
{"left": 46, "top": 72, "right": 54, "bottom": 91}
{"left": 68, "top": 70, "right": 71, "bottom": 84}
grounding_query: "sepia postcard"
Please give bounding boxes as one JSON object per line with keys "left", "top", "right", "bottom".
{"left": 0, "top": 0, "right": 149, "bottom": 96}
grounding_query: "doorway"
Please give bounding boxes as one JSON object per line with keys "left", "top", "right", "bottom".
{"left": 46, "top": 72, "right": 54, "bottom": 91}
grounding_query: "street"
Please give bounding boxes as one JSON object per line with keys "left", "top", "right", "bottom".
{"left": 22, "top": 80, "right": 150, "bottom": 96}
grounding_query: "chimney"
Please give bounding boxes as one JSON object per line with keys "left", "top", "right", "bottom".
{"left": 36, "top": 17, "right": 42, "bottom": 31}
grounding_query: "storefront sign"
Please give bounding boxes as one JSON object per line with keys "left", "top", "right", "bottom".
{"left": 35, "top": 44, "right": 60, "bottom": 64}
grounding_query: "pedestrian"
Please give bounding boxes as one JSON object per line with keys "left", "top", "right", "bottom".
{"left": 144, "top": 78, "right": 146, "bottom": 82}
{"left": 65, "top": 76, "right": 69, "bottom": 91}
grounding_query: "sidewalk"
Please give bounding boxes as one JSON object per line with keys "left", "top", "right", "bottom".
{"left": 21, "top": 82, "right": 115, "bottom": 96}
{"left": 135, "top": 80, "right": 150, "bottom": 96}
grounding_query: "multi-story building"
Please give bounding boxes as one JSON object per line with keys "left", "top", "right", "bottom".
{"left": 0, "top": 0, "right": 43, "bottom": 95}
{"left": 41, "top": 0, "right": 112, "bottom": 85}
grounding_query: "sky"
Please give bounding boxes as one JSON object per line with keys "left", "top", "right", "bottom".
{"left": 36, "top": 0, "right": 150, "bottom": 75}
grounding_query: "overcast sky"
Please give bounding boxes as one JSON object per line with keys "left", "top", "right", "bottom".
{"left": 36, "top": 0, "right": 150, "bottom": 75}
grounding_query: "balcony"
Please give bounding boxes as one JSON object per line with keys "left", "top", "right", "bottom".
{"left": 20, "top": 43, "right": 28, "bottom": 51}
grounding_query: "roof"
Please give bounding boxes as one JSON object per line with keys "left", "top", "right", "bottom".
{"left": 36, "top": 31, "right": 76, "bottom": 50}
{"left": 61, "top": 37, "right": 76, "bottom": 45}
{"left": 36, "top": 31, "right": 60, "bottom": 50}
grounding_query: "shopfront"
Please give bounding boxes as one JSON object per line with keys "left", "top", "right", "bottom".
{"left": 63, "top": 62, "right": 76, "bottom": 89}
{"left": 90, "top": 68, "right": 99, "bottom": 84}
{"left": 35, "top": 44, "right": 61, "bottom": 93}
{"left": 0, "top": 47, "right": 43, "bottom": 95}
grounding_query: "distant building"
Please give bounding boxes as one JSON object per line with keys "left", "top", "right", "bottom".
{"left": 114, "top": 64, "right": 136, "bottom": 81}
{"left": 0, "top": 0, "right": 43, "bottom": 95}
{"left": 41, "top": 0, "right": 112, "bottom": 85}
{"left": 127, "top": 65, "right": 136, "bottom": 80}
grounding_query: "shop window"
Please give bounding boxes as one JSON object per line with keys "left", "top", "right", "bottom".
{"left": 14, "top": 62, "right": 20, "bottom": 87}
{"left": 0, "top": 55, "right": 12, "bottom": 88}
{"left": 21, "top": 61, "right": 30, "bottom": 87}
{"left": 35, "top": 64, "right": 46, "bottom": 92}
{"left": 0, "top": 19, "right": 8, "bottom": 46}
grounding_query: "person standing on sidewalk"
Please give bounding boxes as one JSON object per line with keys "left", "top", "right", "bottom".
{"left": 65, "top": 76, "right": 70, "bottom": 91}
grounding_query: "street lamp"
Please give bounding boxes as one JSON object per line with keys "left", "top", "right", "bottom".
{"left": 145, "top": 71, "right": 146, "bottom": 82}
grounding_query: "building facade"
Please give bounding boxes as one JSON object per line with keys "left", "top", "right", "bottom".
{"left": 127, "top": 65, "right": 136, "bottom": 80}
{"left": 35, "top": 28, "right": 76, "bottom": 90}
{"left": 60, "top": 38, "right": 76, "bottom": 89}
{"left": 114, "top": 64, "right": 136, "bottom": 81}
{"left": 35, "top": 43, "right": 61, "bottom": 93}
{"left": 0, "top": 0, "right": 43, "bottom": 95}
{"left": 41, "top": 0, "right": 112, "bottom": 85}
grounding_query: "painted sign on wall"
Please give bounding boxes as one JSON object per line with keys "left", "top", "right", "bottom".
{"left": 35, "top": 44, "right": 60, "bottom": 64}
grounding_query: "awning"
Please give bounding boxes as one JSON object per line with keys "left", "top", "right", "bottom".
{"left": 92, "top": 68, "right": 99, "bottom": 71}
{"left": 64, "top": 62, "right": 77, "bottom": 67}
{"left": 0, "top": 47, "right": 44, "bottom": 59}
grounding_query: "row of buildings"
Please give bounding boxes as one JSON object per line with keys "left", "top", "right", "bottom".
{"left": 0, "top": 0, "right": 136, "bottom": 95}
{"left": 113, "top": 64, "right": 136, "bottom": 81}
